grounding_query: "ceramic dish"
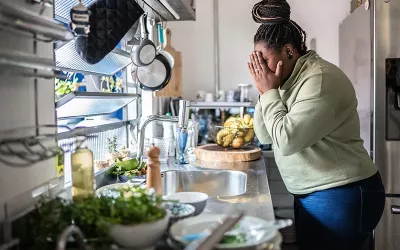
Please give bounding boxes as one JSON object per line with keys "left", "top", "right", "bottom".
{"left": 95, "top": 182, "right": 144, "bottom": 198}
{"left": 163, "top": 202, "right": 195, "bottom": 224}
{"left": 165, "top": 192, "right": 208, "bottom": 216}
{"left": 109, "top": 211, "right": 170, "bottom": 249}
{"left": 169, "top": 214, "right": 281, "bottom": 249}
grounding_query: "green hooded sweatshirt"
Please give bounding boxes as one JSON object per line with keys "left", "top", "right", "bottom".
{"left": 254, "top": 50, "right": 377, "bottom": 194}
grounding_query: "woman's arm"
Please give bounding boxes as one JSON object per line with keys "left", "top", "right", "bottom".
{"left": 259, "top": 86, "right": 339, "bottom": 156}
{"left": 254, "top": 101, "right": 273, "bottom": 144}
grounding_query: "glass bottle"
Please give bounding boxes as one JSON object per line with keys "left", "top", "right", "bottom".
{"left": 71, "top": 136, "right": 95, "bottom": 203}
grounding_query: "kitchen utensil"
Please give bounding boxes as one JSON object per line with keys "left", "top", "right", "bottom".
{"left": 170, "top": 214, "right": 283, "bottom": 249}
{"left": 205, "top": 93, "right": 214, "bottom": 102}
{"left": 217, "top": 90, "right": 226, "bottom": 101}
{"left": 155, "top": 29, "right": 183, "bottom": 97}
{"left": 365, "top": 0, "right": 370, "bottom": 10}
{"left": 163, "top": 202, "right": 196, "bottom": 223}
{"left": 187, "top": 120, "right": 199, "bottom": 159}
{"left": 132, "top": 52, "right": 172, "bottom": 91}
{"left": 157, "top": 24, "right": 175, "bottom": 68}
{"left": 182, "top": 219, "right": 292, "bottom": 244}
{"left": 130, "top": 14, "right": 157, "bottom": 67}
{"left": 153, "top": 137, "right": 170, "bottom": 163}
{"left": 197, "top": 91, "right": 206, "bottom": 101}
{"left": 165, "top": 192, "right": 208, "bottom": 216}
{"left": 238, "top": 83, "right": 252, "bottom": 102}
{"left": 75, "top": 0, "right": 144, "bottom": 64}
{"left": 195, "top": 144, "right": 261, "bottom": 163}
{"left": 95, "top": 182, "right": 144, "bottom": 198}
{"left": 146, "top": 146, "right": 162, "bottom": 196}
{"left": 226, "top": 90, "right": 235, "bottom": 102}
{"left": 109, "top": 210, "right": 170, "bottom": 249}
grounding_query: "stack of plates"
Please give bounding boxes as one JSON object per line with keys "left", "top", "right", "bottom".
{"left": 275, "top": 208, "right": 296, "bottom": 244}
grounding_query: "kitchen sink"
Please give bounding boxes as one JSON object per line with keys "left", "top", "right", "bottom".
{"left": 161, "top": 170, "right": 247, "bottom": 197}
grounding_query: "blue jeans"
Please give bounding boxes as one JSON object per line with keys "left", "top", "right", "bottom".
{"left": 294, "top": 172, "right": 385, "bottom": 250}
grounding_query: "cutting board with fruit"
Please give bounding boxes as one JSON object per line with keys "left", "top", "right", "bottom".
{"left": 195, "top": 144, "right": 261, "bottom": 163}
{"left": 196, "top": 114, "right": 261, "bottom": 163}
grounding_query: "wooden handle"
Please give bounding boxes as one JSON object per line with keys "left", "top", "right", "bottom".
{"left": 146, "top": 146, "right": 163, "bottom": 196}
{"left": 165, "top": 29, "right": 172, "bottom": 48}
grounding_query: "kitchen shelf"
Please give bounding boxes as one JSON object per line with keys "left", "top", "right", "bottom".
{"left": 55, "top": 40, "right": 132, "bottom": 76}
{"left": 54, "top": 0, "right": 195, "bottom": 22}
{"left": 0, "top": 50, "right": 64, "bottom": 79}
{"left": 0, "top": 1, "right": 73, "bottom": 42}
{"left": 57, "top": 118, "right": 139, "bottom": 140}
{"left": 56, "top": 92, "right": 140, "bottom": 120}
{"left": 190, "top": 101, "right": 255, "bottom": 109}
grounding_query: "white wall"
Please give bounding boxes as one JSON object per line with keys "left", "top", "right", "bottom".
{"left": 168, "top": 0, "right": 350, "bottom": 101}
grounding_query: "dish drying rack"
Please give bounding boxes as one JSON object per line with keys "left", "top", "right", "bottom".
{"left": 0, "top": 118, "right": 140, "bottom": 168}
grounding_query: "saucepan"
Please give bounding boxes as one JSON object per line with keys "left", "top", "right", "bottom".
{"left": 130, "top": 14, "right": 157, "bottom": 67}
{"left": 132, "top": 20, "right": 172, "bottom": 91}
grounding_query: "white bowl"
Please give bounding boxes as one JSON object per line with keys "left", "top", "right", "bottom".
{"left": 166, "top": 192, "right": 208, "bottom": 216}
{"left": 109, "top": 211, "right": 170, "bottom": 249}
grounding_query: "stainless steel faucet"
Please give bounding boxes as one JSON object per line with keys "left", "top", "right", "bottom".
{"left": 56, "top": 225, "right": 89, "bottom": 250}
{"left": 136, "top": 100, "right": 191, "bottom": 161}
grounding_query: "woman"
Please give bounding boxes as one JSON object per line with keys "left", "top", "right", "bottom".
{"left": 248, "top": 1, "right": 385, "bottom": 250}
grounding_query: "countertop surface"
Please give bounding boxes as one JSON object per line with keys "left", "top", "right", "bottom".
{"left": 160, "top": 157, "right": 275, "bottom": 221}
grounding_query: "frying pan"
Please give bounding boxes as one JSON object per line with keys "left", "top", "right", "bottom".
{"left": 132, "top": 53, "right": 171, "bottom": 91}
{"left": 130, "top": 14, "right": 157, "bottom": 67}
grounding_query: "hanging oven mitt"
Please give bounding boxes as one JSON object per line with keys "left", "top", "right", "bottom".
{"left": 75, "top": 0, "right": 144, "bottom": 64}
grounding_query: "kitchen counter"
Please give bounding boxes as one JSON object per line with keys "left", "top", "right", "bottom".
{"left": 55, "top": 157, "right": 277, "bottom": 249}
{"left": 159, "top": 157, "right": 275, "bottom": 221}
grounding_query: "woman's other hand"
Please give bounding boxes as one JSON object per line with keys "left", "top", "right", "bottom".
{"left": 248, "top": 51, "right": 282, "bottom": 94}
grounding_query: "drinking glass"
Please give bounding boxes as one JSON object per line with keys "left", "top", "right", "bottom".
{"left": 153, "top": 137, "right": 170, "bottom": 163}
{"left": 187, "top": 120, "right": 199, "bottom": 159}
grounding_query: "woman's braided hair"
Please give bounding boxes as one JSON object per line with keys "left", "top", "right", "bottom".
{"left": 252, "top": 0, "right": 307, "bottom": 54}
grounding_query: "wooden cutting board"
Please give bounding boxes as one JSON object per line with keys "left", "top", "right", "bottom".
{"left": 195, "top": 144, "right": 262, "bottom": 163}
{"left": 155, "top": 29, "right": 182, "bottom": 97}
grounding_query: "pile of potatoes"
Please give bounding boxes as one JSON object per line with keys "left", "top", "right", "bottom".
{"left": 216, "top": 114, "right": 255, "bottom": 148}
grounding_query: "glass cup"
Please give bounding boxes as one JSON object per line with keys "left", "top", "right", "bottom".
{"left": 152, "top": 137, "right": 170, "bottom": 163}
{"left": 187, "top": 120, "right": 199, "bottom": 159}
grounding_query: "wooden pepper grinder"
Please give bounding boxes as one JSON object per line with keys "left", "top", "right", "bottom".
{"left": 146, "top": 145, "right": 163, "bottom": 196}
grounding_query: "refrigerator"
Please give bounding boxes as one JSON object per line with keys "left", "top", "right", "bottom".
{"left": 339, "top": 1, "right": 400, "bottom": 250}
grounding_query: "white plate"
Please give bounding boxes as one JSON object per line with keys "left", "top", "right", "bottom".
{"left": 169, "top": 214, "right": 278, "bottom": 249}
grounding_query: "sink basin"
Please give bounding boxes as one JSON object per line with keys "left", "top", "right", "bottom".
{"left": 161, "top": 170, "right": 247, "bottom": 197}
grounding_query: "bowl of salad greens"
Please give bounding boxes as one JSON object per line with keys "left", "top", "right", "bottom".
{"left": 107, "top": 158, "right": 147, "bottom": 182}
{"left": 108, "top": 186, "right": 170, "bottom": 249}
{"left": 30, "top": 186, "right": 168, "bottom": 249}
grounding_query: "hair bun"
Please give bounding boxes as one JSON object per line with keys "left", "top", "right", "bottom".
{"left": 252, "top": 0, "right": 291, "bottom": 25}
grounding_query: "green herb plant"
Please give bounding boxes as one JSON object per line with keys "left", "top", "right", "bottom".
{"left": 55, "top": 77, "right": 77, "bottom": 100}
{"left": 107, "top": 136, "right": 117, "bottom": 153}
{"left": 30, "top": 186, "right": 165, "bottom": 249}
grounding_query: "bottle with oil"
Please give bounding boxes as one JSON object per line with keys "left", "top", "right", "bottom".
{"left": 71, "top": 136, "right": 95, "bottom": 202}
{"left": 53, "top": 149, "right": 65, "bottom": 194}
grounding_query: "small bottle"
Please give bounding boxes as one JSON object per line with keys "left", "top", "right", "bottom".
{"left": 53, "top": 149, "right": 65, "bottom": 195}
{"left": 71, "top": 136, "right": 95, "bottom": 203}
